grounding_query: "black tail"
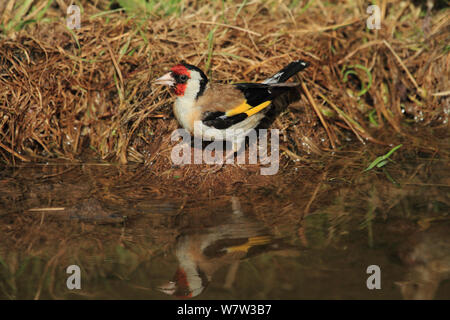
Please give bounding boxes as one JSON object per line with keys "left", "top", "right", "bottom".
{"left": 262, "top": 60, "right": 309, "bottom": 84}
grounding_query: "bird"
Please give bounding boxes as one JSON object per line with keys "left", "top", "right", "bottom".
{"left": 158, "top": 197, "right": 299, "bottom": 298}
{"left": 153, "top": 60, "right": 309, "bottom": 153}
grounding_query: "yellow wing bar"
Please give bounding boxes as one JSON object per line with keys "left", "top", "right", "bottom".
{"left": 245, "top": 100, "right": 271, "bottom": 117}
{"left": 225, "top": 100, "right": 251, "bottom": 116}
{"left": 225, "top": 100, "right": 272, "bottom": 117}
{"left": 225, "top": 236, "right": 272, "bottom": 253}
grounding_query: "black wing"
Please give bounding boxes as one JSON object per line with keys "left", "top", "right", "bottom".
{"left": 201, "top": 83, "right": 298, "bottom": 130}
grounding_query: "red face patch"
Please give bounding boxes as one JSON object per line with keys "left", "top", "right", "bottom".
{"left": 174, "top": 83, "right": 187, "bottom": 96}
{"left": 170, "top": 64, "right": 191, "bottom": 96}
{"left": 174, "top": 267, "right": 193, "bottom": 298}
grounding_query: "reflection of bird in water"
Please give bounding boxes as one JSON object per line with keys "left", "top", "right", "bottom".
{"left": 396, "top": 223, "right": 450, "bottom": 300}
{"left": 158, "top": 197, "right": 298, "bottom": 298}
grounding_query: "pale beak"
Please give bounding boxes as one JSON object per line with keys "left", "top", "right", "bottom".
{"left": 153, "top": 72, "right": 175, "bottom": 86}
{"left": 158, "top": 281, "right": 176, "bottom": 295}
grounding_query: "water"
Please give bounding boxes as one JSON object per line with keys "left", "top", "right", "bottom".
{"left": 0, "top": 160, "right": 449, "bottom": 299}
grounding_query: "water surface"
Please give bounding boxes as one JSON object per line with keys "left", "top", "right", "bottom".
{"left": 0, "top": 160, "right": 449, "bottom": 299}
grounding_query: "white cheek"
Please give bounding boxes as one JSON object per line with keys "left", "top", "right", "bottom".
{"left": 174, "top": 82, "right": 200, "bottom": 132}
{"left": 173, "top": 73, "right": 205, "bottom": 132}
{"left": 183, "top": 79, "right": 200, "bottom": 100}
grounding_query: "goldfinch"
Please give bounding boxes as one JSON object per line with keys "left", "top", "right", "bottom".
{"left": 153, "top": 60, "right": 309, "bottom": 152}
{"left": 158, "top": 197, "right": 297, "bottom": 298}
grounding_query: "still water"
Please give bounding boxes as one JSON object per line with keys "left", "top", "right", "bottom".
{"left": 0, "top": 160, "right": 449, "bottom": 299}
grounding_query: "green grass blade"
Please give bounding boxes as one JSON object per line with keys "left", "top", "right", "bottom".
{"left": 364, "top": 144, "right": 403, "bottom": 172}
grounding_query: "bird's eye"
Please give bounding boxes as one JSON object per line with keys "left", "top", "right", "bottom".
{"left": 179, "top": 74, "right": 188, "bottom": 82}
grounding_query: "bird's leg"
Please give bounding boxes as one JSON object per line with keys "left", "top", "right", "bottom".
{"left": 258, "top": 141, "right": 271, "bottom": 165}
{"left": 231, "top": 140, "right": 247, "bottom": 170}
{"left": 224, "top": 145, "right": 236, "bottom": 165}
{"left": 201, "top": 163, "right": 224, "bottom": 174}
{"left": 201, "top": 141, "right": 246, "bottom": 173}
{"left": 257, "top": 130, "right": 274, "bottom": 166}
{"left": 202, "top": 147, "right": 236, "bottom": 173}
{"left": 201, "top": 141, "right": 226, "bottom": 174}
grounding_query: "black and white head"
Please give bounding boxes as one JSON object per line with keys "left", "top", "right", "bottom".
{"left": 153, "top": 62, "right": 208, "bottom": 99}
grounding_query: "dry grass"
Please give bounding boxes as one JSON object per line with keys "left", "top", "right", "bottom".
{"left": 0, "top": 0, "right": 449, "bottom": 168}
{"left": 1, "top": 0, "right": 450, "bottom": 300}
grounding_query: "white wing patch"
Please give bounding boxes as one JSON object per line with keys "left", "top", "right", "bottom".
{"left": 262, "top": 72, "right": 283, "bottom": 84}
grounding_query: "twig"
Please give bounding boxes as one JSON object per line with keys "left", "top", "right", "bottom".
{"left": 383, "top": 40, "right": 423, "bottom": 96}
{"left": 28, "top": 207, "right": 66, "bottom": 212}
{"left": 0, "top": 141, "right": 29, "bottom": 162}
{"left": 301, "top": 82, "right": 336, "bottom": 149}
